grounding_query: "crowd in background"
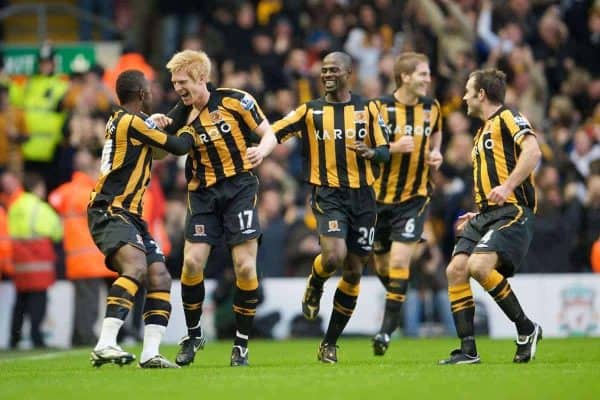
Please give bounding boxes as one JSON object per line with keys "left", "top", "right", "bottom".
{"left": 0, "top": 0, "right": 599, "bottom": 345}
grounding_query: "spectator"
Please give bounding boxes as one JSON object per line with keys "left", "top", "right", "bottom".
{"left": 4, "top": 171, "right": 63, "bottom": 348}
{"left": 525, "top": 165, "right": 583, "bottom": 273}
{"left": 0, "top": 83, "right": 29, "bottom": 175}
{"left": 17, "top": 43, "right": 69, "bottom": 192}
{"left": 257, "top": 186, "right": 288, "bottom": 277}
{"left": 569, "top": 128, "right": 600, "bottom": 181}
{"left": 579, "top": 174, "right": 600, "bottom": 271}
{"left": 344, "top": 3, "right": 384, "bottom": 84}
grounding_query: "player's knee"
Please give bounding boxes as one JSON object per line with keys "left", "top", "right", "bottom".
{"left": 147, "top": 265, "right": 172, "bottom": 291}
{"left": 123, "top": 264, "right": 147, "bottom": 283}
{"left": 342, "top": 269, "right": 362, "bottom": 285}
{"left": 446, "top": 256, "right": 469, "bottom": 283}
{"left": 467, "top": 257, "right": 492, "bottom": 282}
{"left": 234, "top": 260, "right": 257, "bottom": 281}
{"left": 183, "top": 250, "right": 205, "bottom": 273}
{"left": 114, "top": 246, "right": 147, "bottom": 282}
{"left": 322, "top": 252, "right": 344, "bottom": 272}
{"left": 389, "top": 253, "right": 410, "bottom": 269}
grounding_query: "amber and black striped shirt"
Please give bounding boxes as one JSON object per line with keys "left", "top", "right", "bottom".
{"left": 90, "top": 107, "right": 192, "bottom": 216}
{"left": 272, "top": 94, "right": 389, "bottom": 188}
{"left": 372, "top": 95, "right": 442, "bottom": 204}
{"left": 171, "top": 88, "right": 266, "bottom": 190}
{"left": 472, "top": 106, "right": 537, "bottom": 211}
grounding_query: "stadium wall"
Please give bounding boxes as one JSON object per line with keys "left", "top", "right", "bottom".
{"left": 0, "top": 275, "right": 599, "bottom": 349}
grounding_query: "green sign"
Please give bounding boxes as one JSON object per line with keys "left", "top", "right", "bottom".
{"left": 2, "top": 44, "right": 96, "bottom": 75}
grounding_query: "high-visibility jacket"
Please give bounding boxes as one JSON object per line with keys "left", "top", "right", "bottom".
{"left": 0, "top": 206, "right": 13, "bottom": 278}
{"left": 103, "top": 53, "right": 155, "bottom": 95}
{"left": 48, "top": 172, "right": 116, "bottom": 280}
{"left": 19, "top": 74, "right": 69, "bottom": 162}
{"left": 7, "top": 188, "right": 63, "bottom": 291}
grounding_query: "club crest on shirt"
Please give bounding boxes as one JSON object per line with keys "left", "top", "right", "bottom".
{"left": 209, "top": 110, "right": 223, "bottom": 124}
{"left": 354, "top": 110, "right": 367, "bottom": 124}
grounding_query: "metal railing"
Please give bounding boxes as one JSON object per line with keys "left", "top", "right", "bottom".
{"left": 0, "top": 2, "right": 120, "bottom": 42}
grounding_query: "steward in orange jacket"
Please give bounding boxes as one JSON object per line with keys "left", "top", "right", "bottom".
{"left": 49, "top": 170, "right": 116, "bottom": 280}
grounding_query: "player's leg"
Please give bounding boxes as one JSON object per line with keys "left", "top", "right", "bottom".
{"left": 373, "top": 241, "right": 415, "bottom": 355}
{"left": 469, "top": 252, "right": 540, "bottom": 363}
{"left": 92, "top": 243, "right": 147, "bottom": 367}
{"left": 303, "top": 186, "right": 348, "bottom": 320}
{"left": 372, "top": 198, "right": 427, "bottom": 355}
{"left": 303, "top": 235, "right": 346, "bottom": 320}
{"left": 222, "top": 172, "right": 263, "bottom": 366}
{"left": 175, "top": 241, "right": 210, "bottom": 366}
{"left": 470, "top": 207, "right": 541, "bottom": 363}
{"left": 229, "top": 238, "right": 260, "bottom": 366}
{"left": 176, "top": 189, "right": 220, "bottom": 366}
{"left": 139, "top": 259, "right": 179, "bottom": 368}
{"left": 319, "top": 186, "right": 375, "bottom": 364}
{"left": 318, "top": 251, "right": 365, "bottom": 364}
{"left": 439, "top": 253, "right": 480, "bottom": 364}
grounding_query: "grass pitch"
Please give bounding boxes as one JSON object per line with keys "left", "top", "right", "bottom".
{"left": 1, "top": 337, "right": 599, "bottom": 400}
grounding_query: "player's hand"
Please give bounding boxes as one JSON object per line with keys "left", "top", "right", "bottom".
{"left": 246, "top": 145, "right": 266, "bottom": 167}
{"left": 149, "top": 113, "right": 173, "bottom": 129}
{"left": 348, "top": 141, "right": 375, "bottom": 159}
{"left": 397, "top": 135, "right": 415, "bottom": 153}
{"left": 426, "top": 149, "right": 443, "bottom": 170}
{"left": 454, "top": 212, "right": 478, "bottom": 233}
{"left": 487, "top": 184, "right": 512, "bottom": 206}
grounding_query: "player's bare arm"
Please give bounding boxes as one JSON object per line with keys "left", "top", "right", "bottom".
{"left": 246, "top": 119, "right": 278, "bottom": 167}
{"left": 389, "top": 135, "right": 415, "bottom": 154}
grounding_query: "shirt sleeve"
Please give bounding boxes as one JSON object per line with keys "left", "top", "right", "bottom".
{"left": 222, "top": 92, "right": 266, "bottom": 132}
{"left": 272, "top": 104, "right": 308, "bottom": 143}
{"left": 165, "top": 101, "right": 193, "bottom": 134}
{"left": 501, "top": 109, "right": 535, "bottom": 145}
{"left": 129, "top": 115, "right": 170, "bottom": 146}
{"left": 367, "top": 101, "right": 390, "bottom": 147}
{"left": 130, "top": 115, "right": 194, "bottom": 155}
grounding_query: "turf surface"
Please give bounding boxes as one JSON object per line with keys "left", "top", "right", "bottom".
{"left": 1, "top": 337, "right": 598, "bottom": 400}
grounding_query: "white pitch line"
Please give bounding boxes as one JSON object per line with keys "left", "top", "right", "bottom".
{"left": 0, "top": 349, "right": 89, "bottom": 363}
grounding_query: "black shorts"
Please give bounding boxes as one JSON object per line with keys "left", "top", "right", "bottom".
{"left": 87, "top": 206, "right": 165, "bottom": 271}
{"left": 185, "top": 172, "right": 260, "bottom": 246}
{"left": 373, "top": 196, "right": 430, "bottom": 254}
{"left": 453, "top": 204, "right": 535, "bottom": 277}
{"left": 311, "top": 185, "right": 377, "bottom": 257}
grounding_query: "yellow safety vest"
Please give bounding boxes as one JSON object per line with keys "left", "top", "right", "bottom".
{"left": 21, "top": 75, "right": 68, "bottom": 162}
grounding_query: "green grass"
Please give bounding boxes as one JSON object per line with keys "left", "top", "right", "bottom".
{"left": 1, "top": 338, "right": 599, "bottom": 400}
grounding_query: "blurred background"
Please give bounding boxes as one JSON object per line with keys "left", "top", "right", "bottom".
{"left": 0, "top": 0, "right": 598, "bottom": 349}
